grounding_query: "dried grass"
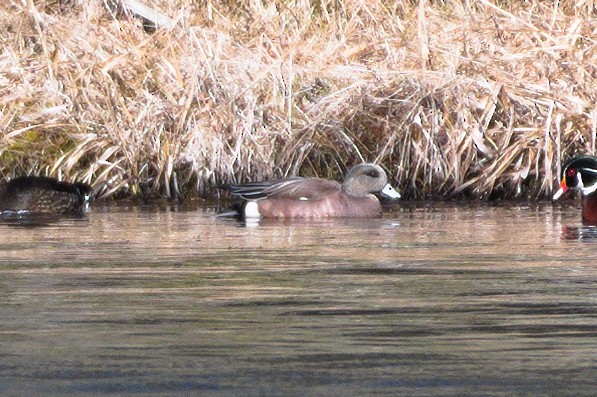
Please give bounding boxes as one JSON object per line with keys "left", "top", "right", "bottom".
{"left": 0, "top": 0, "right": 595, "bottom": 200}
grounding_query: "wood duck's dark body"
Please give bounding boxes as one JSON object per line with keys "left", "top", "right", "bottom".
{"left": 0, "top": 176, "right": 92, "bottom": 215}
{"left": 581, "top": 195, "right": 597, "bottom": 225}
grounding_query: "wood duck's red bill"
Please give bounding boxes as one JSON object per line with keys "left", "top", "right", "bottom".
{"left": 552, "top": 178, "right": 568, "bottom": 200}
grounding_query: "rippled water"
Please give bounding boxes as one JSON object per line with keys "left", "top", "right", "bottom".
{"left": 1, "top": 201, "right": 596, "bottom": 396}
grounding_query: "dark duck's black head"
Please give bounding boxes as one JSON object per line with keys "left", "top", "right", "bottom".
{"left": 0, "top": 176, "right": 93, "bottom": 216}
{"left": 553, "top": 156, "right": 597, "bottom": 200}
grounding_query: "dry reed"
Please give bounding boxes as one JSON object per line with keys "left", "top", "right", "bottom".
{"left": 0, "top": 0, "right": 595, "bottom": 200}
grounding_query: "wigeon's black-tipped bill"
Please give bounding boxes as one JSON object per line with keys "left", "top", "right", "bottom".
{"left": 381, "top": 184, "right": 401, "bottom": 199}
{"left": 552, "top": 179, "right": 568, "bottom": 200}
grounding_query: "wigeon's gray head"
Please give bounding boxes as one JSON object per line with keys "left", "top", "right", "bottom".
{"left": 342, "top": 163, "right": 401, "bottom": 199}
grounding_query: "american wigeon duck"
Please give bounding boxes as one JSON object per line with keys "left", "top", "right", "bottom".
{"left": 0, "top": 176, "right": 92, "bottom": 216}
{"left": 228, "top": 163, "right": 401, "bottom": 219}
{"left": 553, "top": 156, "right": 597, "bottom": 224}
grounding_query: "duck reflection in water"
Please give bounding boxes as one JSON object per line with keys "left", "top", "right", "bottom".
{"left": 560, "top": 226, "right": 597, "bottom": 240}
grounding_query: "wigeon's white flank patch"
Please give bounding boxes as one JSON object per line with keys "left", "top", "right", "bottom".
{"left": 299, "top": 197, "right": 309, "bottom": 201}
{"left": 244, "top": 201, "right": 261, "bottom": 219}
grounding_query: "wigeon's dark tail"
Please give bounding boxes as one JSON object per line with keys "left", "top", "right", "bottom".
{"left": 214, "top": 202, "right": 244, "bottom": 219}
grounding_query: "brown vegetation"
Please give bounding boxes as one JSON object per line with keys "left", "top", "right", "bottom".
{"left": 0, "top": 0, "right": 595, "bottom": 200}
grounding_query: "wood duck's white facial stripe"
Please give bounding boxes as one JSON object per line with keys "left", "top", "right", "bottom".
{"left": 580, "top": 167, "right": 597, "bottom": 175}
{"left": 579, "top": 171, "right": 597, "bottom": 196}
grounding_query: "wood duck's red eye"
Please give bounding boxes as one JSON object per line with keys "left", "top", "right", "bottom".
{"left": 566, "top": 168, "right": 577, "bottom": 178}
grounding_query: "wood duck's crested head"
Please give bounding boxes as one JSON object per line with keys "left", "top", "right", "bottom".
{"left": 553, "top": 156, "right": 597, "bottom": 200}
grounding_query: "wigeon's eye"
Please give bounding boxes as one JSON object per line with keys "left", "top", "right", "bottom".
{"left": 566, "top": 168, "right": 577, "bottom": 178}
{"left": 366, "top": 170, "right": 379, "bottom": 178}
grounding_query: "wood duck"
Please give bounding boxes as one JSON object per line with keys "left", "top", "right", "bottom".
{"left": 553, "top": 156, "right": 597, "bottom": 224}
{"left": 0, "top": 176, "right": 92, "bottom": 216}
{"left": 228, "top": 163, "right": 401, "bottom": 219}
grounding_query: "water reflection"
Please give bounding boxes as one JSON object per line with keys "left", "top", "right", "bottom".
{"left": 0, "top": 214, "right": 88, "bottom": 228}
{"left": 560, "top": 225, "right": 597, "bottom": 240}
{"left": 0, "top": 203, "right": 596, "bottom": 396}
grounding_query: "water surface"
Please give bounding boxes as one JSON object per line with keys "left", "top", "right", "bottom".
{"left": 1, "top": 202, "right": 596, "bottom": 396}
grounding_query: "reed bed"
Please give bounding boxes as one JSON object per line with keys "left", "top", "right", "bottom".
{"left": 0, "top": 0, "right": 595, "bottom": 200}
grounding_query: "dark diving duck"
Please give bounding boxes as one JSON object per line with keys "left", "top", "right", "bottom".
{"left": 553, "top": 156, "right": 597, "bottom": 225}
{"left": 0, "top": 176, "right": 92, "bottom": 217}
